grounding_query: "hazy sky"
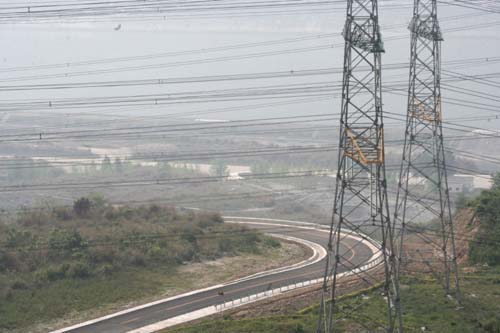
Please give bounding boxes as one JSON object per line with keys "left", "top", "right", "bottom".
{"left": 0, "top": 0, "right": 499, "bottom": 130}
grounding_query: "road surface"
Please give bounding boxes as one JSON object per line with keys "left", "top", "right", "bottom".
{"left": 53, "top": 217, "right": 377, "bottom": 333}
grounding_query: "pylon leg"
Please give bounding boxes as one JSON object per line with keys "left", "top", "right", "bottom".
{"left": 317, "top": 1, "right": 403, "bottom": 332}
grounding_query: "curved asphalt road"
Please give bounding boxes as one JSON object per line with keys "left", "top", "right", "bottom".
{"left": 55, "top": 218, "right": 375, "bottom": 333}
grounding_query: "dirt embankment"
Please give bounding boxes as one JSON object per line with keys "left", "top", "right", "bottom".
{"left": 453, "top": 208, "right": 480, "bottom": 265}
{"left": 400, "top": 207, "right": 480, "bottom": 276}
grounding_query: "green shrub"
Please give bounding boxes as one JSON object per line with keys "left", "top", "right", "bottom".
{"left": 263, "top": 237, "right": 281, "bottom": 248}
{"left": 67, "top": 261, "right": 91, "bottom": 278}
{"left": 97, "top": 264, "right": 115, "bottom": 276}
{"left": 53, "top": 207, "right": 73, "bottom": 221}
{"left": 469, "top": 186, "right": 500, "bottom": 266}
{"left": 35, "top": 264, "right": 68, "bottom": 282}
{"left": 90, "top": 245, "right": 116, "bottom": 264}
{"left": 481, "top": 317, "right": 500, "bottom": 333}
{"left": 3, "top": 202, "right": 267, "bottom": 289}
{"left": 124, "top": 250, "right": 147, "bottom": 267}
{"left": 292, "top": 323, "right": 306, "bottom": 333}
{"left": 46, "top": 267, "right": 65, "bottom": 281}
{"left": 89, "top": 193, "right": 107, "bottom": 209}
{"left": 16, "top": 209, "right": 50, "bottom": 227}
{"left": 48, "top": 229, "right": 87, "bottom": 257}
{"left": 181, "top": 232, "right": 197, "bottom": 244}
{"left": 0, "top": 250, "right": 10, "bottom": 272}
{"left": 73, "top": 197, "right": 91, "bottom": 217}
{"left": 6, "top": 229, "right": 35, "bottom": 248}
{"left": 147, "top": 245, "right": 169, "bottom": 262}
{"left": 10, "top": 280, "right": 29, "bottom": 290}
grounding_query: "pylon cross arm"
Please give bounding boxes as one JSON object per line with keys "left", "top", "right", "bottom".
{"left": 344, "top": 128, "right": 384, "bottom": 165}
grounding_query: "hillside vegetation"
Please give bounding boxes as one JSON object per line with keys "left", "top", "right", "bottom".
{"left": 468, "top": 176, "right": 500, "bottom": 265}
{"left": 0, "top": 197, "right": 280, "bottom": 331}
{"left": 166, "top": 177, "right": 500, "bottom": 333}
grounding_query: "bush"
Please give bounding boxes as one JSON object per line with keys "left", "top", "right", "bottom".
{"left": 0, "top": 250, "right": 20, "bottom": 272}
{"left": 147, "top": 245, "right": 169, "bottom": 263}
{"left": 469, "top": 187, "right": 500, "bottom": 266}
{"left": 89, "top": 193, "right": 107, "bottom": 209}
{"left": 6, "top": 229, "right": 35, "bottom": 248}
{"left": 455, "top": 192, "right": 469, "bottom": 210}
{"left": 292, "top": 323, "right": 306, "bottom": 333}
{"left": 67, "top": 261, "right": 91, "bottom": 278}
{"left": 3, "top": 202, "right": 267, "bottom": 290}
{"left": 16, "top": 209, "right": 49, "bottom": 227}
{"left": 147, "top": 204, "right": 161, "bottom": 216}
{"left": 124, "top": 250, "right": 147, "bottom": 267}
{"left": 263, "top": 237, "right": 281, "bottom": 248}
{"left": 73, "top": 197, "right": 91, "bottom": 217}
{"left": 104, "top": 208, "right": 118, "bottom": 220}
{"left": 481, "top": 317, "right": 500, "bottom": 333}
{"left": 181, "top": 232, "right": 197, "bottom": 244}
{"left": 53, "top": 207, "right": 73, "bottom": 221}
{"left": 0, "top": 250, "right": 7, "bottom": 272}
{"left": 35, "top": 265, "right": 67, "bottom": 282}
{"left": 48, "top": 229, "right": 87, "bottom": 257}
{"left": 10, "top": 280, "right": 29, "bottom": 290}
{"left": 207, "top": 212, "right": 223, "bottom": 224}
{"left": 90, "top": 245, "right": 116, "bottom": 264}
{"left": 97, "top": 264, "right": 115, "bottom": 276}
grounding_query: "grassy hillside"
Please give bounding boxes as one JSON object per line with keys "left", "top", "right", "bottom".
{"left": 0, "top": 197, "right": 281, "bottom": 332}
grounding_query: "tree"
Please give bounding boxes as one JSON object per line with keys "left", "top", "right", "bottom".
{"left": 87, "top": 161, "right": 97, "bottom": 174}
{"left": 493, "top": 172, "right": 500, "bottom": 189}
{"left": 455, "top": 192, "right": 469, "bottom": 210}
{"left": 73, "top": 197, "right": 91, "bottom": 217}
{"left": 89, "top": 193, "right": 107, "bottom": 209}
{"left": 114, "top": 157, "right": 123, "bottom": 174}
{"left": 158, "top": 161, "right": 172, "bottom": 172}
{"left": 271, "top": 162, "right": 289, "bottom": 174}
{"left": 210, "top": 160, "right": 228, "bottom": 178}
{"left": 101, "top": 155, "right": 112, "bottom": 173}
{"left": 469, "top": 186, "right": 500, "bottom": 265}
{"left": 251, "top": 162, "right": 269, "bottom": 174}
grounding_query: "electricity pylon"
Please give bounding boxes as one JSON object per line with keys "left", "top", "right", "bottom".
{"left": 393, "top": 0, "right": 461, "bottom": 302}
{"left": 317, "top": 1, "right": 402, "bottom": 332}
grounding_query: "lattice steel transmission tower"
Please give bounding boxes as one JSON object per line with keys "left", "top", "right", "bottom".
{"left": 393, "top": 0, "right": 461, "bottom": 302}
{"left": 317, "top": 1, "right": 402, "bottom": 332}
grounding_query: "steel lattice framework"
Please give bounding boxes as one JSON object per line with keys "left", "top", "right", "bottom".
{"left": 317, "top": 1, "right": 402, "bottom": 332}
{"left": 393, "top": 0, "right": 461, "bottom": 302}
